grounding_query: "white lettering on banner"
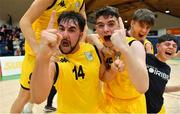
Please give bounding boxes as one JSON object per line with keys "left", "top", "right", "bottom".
{"left": 0, "top": 56, "right": 24, "bottom": 76}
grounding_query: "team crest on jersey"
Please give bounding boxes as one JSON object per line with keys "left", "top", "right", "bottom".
{"left": 75, "top": 1, "right": 80, "bottom": 8}
{"left": 84, "top": 52, "right": 93, "bottom": 61}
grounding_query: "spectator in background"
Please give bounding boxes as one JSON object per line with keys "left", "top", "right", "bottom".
{"left": 1, "top": 45, "right": 13, "bottom": 56}
{"left": 1, "top": 24, "right": 7, "bottom": 33}
{"left": 6, "top": 34, "right": 14, "bottom": 53}
{"left": 0, "top": 24, "right": 24, "bottom": 56}
{"left": 21, "top": 44, "right": 25, "bottom": 55}
{"left": 13, "top": 36, "right": 20, "bottom": 56}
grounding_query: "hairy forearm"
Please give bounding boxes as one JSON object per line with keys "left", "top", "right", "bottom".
{"left": 30, "top": 56, "right": 53, "bottom": 104}
{"left": 120, "top": 47, "right": 148, "bottom": 93}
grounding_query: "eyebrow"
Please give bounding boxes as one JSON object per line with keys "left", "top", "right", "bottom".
{"left": 59, "top": 24, "right": 77, "bottom": 29}
{"left": 59, "top": 24, "right": 64, "bottom": 28}
{"left": 107, "top": 20, "right": 116, "bottom": 23}
{"left": 96, "top": 19, "right": 116, "bottom": 24}
{"left": 96, "top": 21, "right": 104, "bottom": 25}
{"left": 68, "top": 26, "right": 77, "bottom": 29}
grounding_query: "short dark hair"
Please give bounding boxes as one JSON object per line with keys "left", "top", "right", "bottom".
{"left": 132, "top": 9, "right": 155, "bottom": 26}
{"left": 95, "top": 6, "right": 119, "bottom": 20}
{"left": 57, "top": 11, "right": 86, "bottom": 32}
{"left": 158, "top": 34, "right": 179, "bottom": 47}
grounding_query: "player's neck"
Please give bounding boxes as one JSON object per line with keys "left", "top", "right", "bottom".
{"left": 156, "top": 54, "right": 167, "bottom": 63}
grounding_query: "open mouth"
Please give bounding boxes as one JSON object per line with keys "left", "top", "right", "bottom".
{"left": 61, "top": 39, "right": 70, "bottom": 47}
{"left": 138, "top": 34, "right": 144, "bottom": 38}
{"left": 165, "top": 52, "right": 172, "bottom": 56}
{"left": 103, "top": 35, "right": 111, "bottom": 41}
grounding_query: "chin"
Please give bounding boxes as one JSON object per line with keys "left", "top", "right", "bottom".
{"left": 63, "top": 49, "right": 71, "bottom": 54}
{"left": 164, "top": 55, "right": 171, "bottom": 61}
{"left": 60, "top": 47, "right": 70, "bottom": 54}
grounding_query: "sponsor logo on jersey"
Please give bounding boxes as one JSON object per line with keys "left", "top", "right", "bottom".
{"left": 75, "top": 1, "right": 80, "bottom": 8}
{"left": 84, "top": 52, "right": 93, "bottom": 61}
{"left": 59, "top": 0, "right": 66, "bottom": 7}
{"left": 147, "top": 65, "right": 170, "bottom": 81}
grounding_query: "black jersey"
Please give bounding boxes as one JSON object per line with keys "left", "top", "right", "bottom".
{"left": 145, "top": 54, "right": 171, "bottom": 113}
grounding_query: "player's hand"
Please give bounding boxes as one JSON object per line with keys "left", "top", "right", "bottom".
{"left": 87, "top": 34, "right": 105, "bottom": 49}
{"left": 39, "top": 10, "right": 62, "bottom": 59}
{"left": 106, "top": 59, "right": 125, "bottom": 80}
{"left": 110, "top": 17, "right": 128, "bottom": 52}
{"left": 112, "top": 59, "right": 125, "bottom": 72}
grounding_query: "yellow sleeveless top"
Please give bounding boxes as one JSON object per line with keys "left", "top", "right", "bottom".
{"left": 25, "top": 0, "right": 84, "bottom": 55}
{"left": 144, "top": 39, "right": 154, "bottom": 54}
{"left": 54, "top": 42, "right": 103, "bottom": 113}
{"left": 104, "top": 37, "right": 143, "bottom": 99}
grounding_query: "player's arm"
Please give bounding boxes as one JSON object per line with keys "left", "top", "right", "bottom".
{"left": 111, "top": 17, "right": 149, "bottom": 93}
{"left": 175, "top": 51, "right": 180, "bottom": 58}
{"left": 80, "top": 2, "right": 105, "bottom": 49}
{"left": 79, "top": 3, "right": 88, "bottom": 42}
{"left": 19, "top": 0, "right": 54, "bottom": 54}
{"left": 128, "top": 41, "right": 149, "bottom": 93}
{"left": 79, "top": 3, "right": 86, "bottom": 20}
{"left": 86, "top": 34, "right": 104, "bottom": 49}
{"left": 30, "top": 11, "right": 61, "bottom": 104}
{"left": 30, "top": 56, "right": 56, "bottom": 104}
{"left": 165, "top": 85, "right": 180, "bottom": 93}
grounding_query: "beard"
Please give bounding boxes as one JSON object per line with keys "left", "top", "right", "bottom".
{"left": 59, "top": 39, "right": 73, "bottom": 54}
{"left": 59, "top": 36, "right": 80, "bottom": 54}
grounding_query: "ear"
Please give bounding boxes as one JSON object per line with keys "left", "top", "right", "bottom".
{"left": 95, "top": 25, "right": 98, "bottom": 30}
{"left": 130, "top": 20, "right": 134, "bottom": 27}
{"left": 156, "top": 43, "right": 160, "bottom": 50}
{"left": 80, "top": 32, "right": 83, "bottom": 38}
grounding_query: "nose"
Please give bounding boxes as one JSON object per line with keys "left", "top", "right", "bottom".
{"left": 61, "top": 30, "right": 68, "bottom": 39}
{"left": 104, "top": 25, "right": 110, "bottom": 34}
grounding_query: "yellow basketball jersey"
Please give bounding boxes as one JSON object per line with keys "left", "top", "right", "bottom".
{"left": 144, "top": 39, "right": 154, "bottom": 54}
{"left": 100, "top": 37, "right": 147, "bottom": 113}
{"left": 54, "top": 42, "right": 103, "bottom": 113}
{"left": 103, "top": 37, "right": 142, "bottom": 99}
{"left": 25, "top": 0, "right": 84, "bottom": 55}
